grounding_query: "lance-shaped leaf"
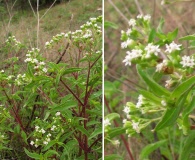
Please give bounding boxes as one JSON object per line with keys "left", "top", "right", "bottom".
{"left": 139, "top": 90, "right": 161, "bottom": 104}
{"left": 140, "top": 140, "right": 167, "bottom": 160}
{"left": 179, "top": 130, "right": 195, "bottom": 160}
{"left": 155, "top": 86, "right": 192, "bottom": 131}
{"left": 136, "top": 65, "right": 170, "bottom": 97}
{"left": 170, "top": 75, "right": 195, "bottom": 99}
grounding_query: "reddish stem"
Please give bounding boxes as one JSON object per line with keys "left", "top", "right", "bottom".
{"left": 104, "top": 95, "right": 135, "bottom": 160}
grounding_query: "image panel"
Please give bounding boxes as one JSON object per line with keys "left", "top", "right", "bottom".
{"left": 0, "top": 0, "right": 102, "bottom": 159}
{"left": 104, "top": 0, "right": 195, "bottom": 160}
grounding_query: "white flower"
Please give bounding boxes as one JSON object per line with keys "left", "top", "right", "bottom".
{"left": 41, "top": 129, "right": 46, "bottom": 134}
{"left": 143, "top": 14, "right": 151, "bottom": 21}
{"left": 104, "top": 118, "right": 111, "bottom": 127}
{"left": 47, "top": 133, "right": 51, "bottom": 137}
{"left": 161, "top": 0, "right": 165, "bottom": 5}
{"left": 43, "top": 141, "right": 48, "bottom": 145}
{"left": 123, "top": 49, "right": 142, "bottom": 66}
{"left": 35, "top": 144, "right": 38, "bottom": 148}
{"left": 26, "top": 54, "right": 31, "bottom": 57}
{"left": 145, "top": 43, "right": 160, "bottom": 58}
{"left": 39, "top": 62, "right": 45, "bottom": 65}
{"left": 128, "top": 19, "right": 136, "bottom": 27}
{"left": 136, "top": 95, "right": 143, "bottom": 108}
{"left": 165, "top": 78, "right": 173, "bottom": 89}
{"left": 165, "top": 41, "right": 182, "bottom": 53}
{"left": 121, "top": 39, "right": 133, "bottom": 49}
{"left": 156, "top": 60, "right": 168, "bottom": 72}
{"left": 126, "top": 29, "right": 132, "bottom": 35}
{"left": 1, "top": 70, "right": 4, "bottom": 73}
{"left": 51, "top": 125, "right": 56, "bottom": 131}
{"left": 161, "top": 100, "right": 167, "bottom": 106}
{"left": 123, "top": 106, "right": 130, "bottom": 114}
{"left": 137, "top": 14, "right": 143, "bottom": 19}
{"left": 132, "top": 121, "right": 140, "bottom": 133}
{"left": 32, "top": 59, "right": 38, "bottom": 64}
{"left": 55, "top": 112, "right": 61, "bottom": 116}
{"left": 42, "top": 68, "right": 48, "bottom": 73}
{"left": 180, "top": 55, "right": 195, "bottom": 68}
{"left": 123, "top": 119, "right": 127, "bottom": 124}
{"left": 113, "top": 140, "right": 120, "bottom": 147}
{"left": 30, "top": 141, "right": 34, "bottom": 145}
{"left": 35, "top": 126, "right": 39, "bottom": 131}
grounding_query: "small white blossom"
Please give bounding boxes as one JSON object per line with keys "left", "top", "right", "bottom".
{"left": 136, "top": 95, "right": 143, "bottom": 108}
{"left": 123, "top": 119, "right": 127, "bottom": 124}
{"left": 51, "top": 125, "right": 56, "bottom": 131}
{"left": 161, "top": 100, "right": 167, "bottom": 106}
{"left": 43, "top": 141, "right": 48, "bottom": 145}
{"left": 1, "top": 70, "right": 4, "bottom": 73}
{"left": 39, "top": 62, "right": 45, "bottom": 65}
{"left": 156, "top": 60, "right": 168, "bottom": 72}
{"left": 30, "top": 141, "right": 34, "bottom": 145}
{"left": 35, "top": 126, "right": 39, "bottom": 131}
{"left": 35, "top": 144, "right": 38, "bottom": 148}
{"left": 104, "top": 118, "right": 111, "bottom": 127}
{"left": 145, "top": 43, "right": 160, "bottom": 58}
{"left": 41, "top": 129, "right": 46, "bottom": 134}
{"left": 113, "top": 140, "right": 120, "bottom": 147}
{"left": 121, "top": 39, "right": 133, "bottom": 49}
{"left": 132, "top": 121, "right": 140, "bottom": 133}
{"left": 42, "top": 68, "right": 48, "bottom": 73}
{"left": 180, "top": 55, "right": 195, "bottom": 68}
{"left": 55, "top": 112, "right": 61, "bottom": 116}
{"left": 137, "top": 14, "right": 143, "bottom": 19}
{"left": 143, "top": 14, "right": 151, "bottom": 21}
{"left": 165, "top": 78, "right": 173, "bottom": 89}
{"left": 126, "top": 29, "right": 132, "bottom": 35}
{"left": 123, "top": 106, "right": 130, "bottom": 114}
{"left": 161, "top": 0, "right": 165, "bottom": 5}
{"left": 165, "top": 41, "right": 182, "bottom": 53}
{"left": 128, "top": 19, "right": 136, "bottom": 27}
{"left": 123, "top": 49, "right": 142, "bottom": 66}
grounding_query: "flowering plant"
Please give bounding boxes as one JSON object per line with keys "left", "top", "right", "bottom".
{"left": 0, "top": 16, "right": 102, "bottom": 160}
{"left": 105, "top": 13, "right": 195, "bottom": 160}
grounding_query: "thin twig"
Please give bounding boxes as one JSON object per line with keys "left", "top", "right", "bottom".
{"left": 107, "top": 0, "right": 129, "bottom": 22}
{"left": 40, "top": 0, "right": 57, "bottom": 20}
{"left": 134, "top": 0, "right": 143, "bottom": 15}
{"left": 37, "top": 0, "right": 40, "bottom": 48}
{"left": 28, "top": 0, "right": 36, "bottom": 18}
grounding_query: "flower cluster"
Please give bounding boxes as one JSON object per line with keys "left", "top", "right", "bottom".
{"left": 15, "top": 73, "right": 32, "bottom": 86}
{"left": 45, "top": 32, "right": 65, "bottom": 48}
{"left": 30, "top": 112, "right": 62, "bottom": 148}
{"left": 45, "top": 16, "right": 102, "bottom": 50}
{"left": 24, "top": 48, "right": 48, "bottom": 76}
{"left": 5, "top": 36, "right": 22, "bottom": 48}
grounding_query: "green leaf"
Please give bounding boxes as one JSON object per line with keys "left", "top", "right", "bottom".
{"left": 43, "top": 140, "right": 57, "bottom": 151}
{"left": 24, "top": 148, "right": 41, "bottom": 159}
{"left": 104, "top": 21, "right": 118, "bottom": 29}
{"left": 44, "top": 149, "right": 59, "bottom": 158}
{"left": 155, "top": 86, "right": 192, "bottom": 131}
{"left": 50, "top": 100, "right": 76, "bottom": 113}
{"left": 89, "top": 128, "right": 102, "bottom": 140}
{"left": 76, "top": 125, "right": 90, "bottom": 137}
{"left": 140, "top": 140, "right": 167, "bottom": 160}
{"left": 108, "top": 127, "right": 126, "bottom": 139}
{"left": 148, "top": 28, "right": 156, "bottom": 43}
{"left": 167, "top": 28, "right": 178, "bottom": 41}
{"left": 104, "top": 154, "right": 123, "bottom": 160}
{"left": 21, "top": 131, "right": 28, "bottom": 145}
{"left": 157, "top": 18, "right": 164, "bottom": 33}
{"left": 105, "top": 113, "right": 120, "bottom": 121}
{"left": 139, "top": 90, "right": 161, "bottom": 104}
{"left": 179, "top": 35, "right": 195, "bottom": 41}
{"left": 170, "top": 75, "right": 195, "bottom": 99}
{"left": 136, "top": 65, "right": 170, "bottom": 97}
{"left": 62, "top": 67, "right": 82, "bottom": 75}
{"left": 179, "top": 130, "right": 195, "bottom": 160}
